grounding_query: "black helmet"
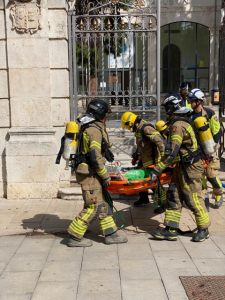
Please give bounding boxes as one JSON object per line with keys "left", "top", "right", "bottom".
{"left": 179, "top": 80, "right": 192, "bottom": 92}
{"left": 86, "top": 99, "right": 109, "bottom": 121}
{"left": 162, "top": 93, "right": 182, "bottom": 115}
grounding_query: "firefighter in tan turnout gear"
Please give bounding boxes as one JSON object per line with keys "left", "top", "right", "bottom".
{"left": 121, "top": 112, "right": 167, "bottom": 213}
{"left": 151, "top": 93, "right": 211, "bottom": 242}
{"left": 67, "top": 99, "right": 128, "bottom": 247}
{"left": 188, "top": 88, "right": 223, "bottom": 209}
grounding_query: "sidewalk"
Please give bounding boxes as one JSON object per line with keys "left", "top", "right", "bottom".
{"left": 0, "top": 194, "right": 225, "bottom": 300}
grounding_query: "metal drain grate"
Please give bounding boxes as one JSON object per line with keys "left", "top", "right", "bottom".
{"left": 180, "top": 276, "right": 225, "bottom": 300}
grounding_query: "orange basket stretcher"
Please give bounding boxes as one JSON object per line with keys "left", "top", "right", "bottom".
{"left": 107, "top": 167, "right": 173, "bottom": 196}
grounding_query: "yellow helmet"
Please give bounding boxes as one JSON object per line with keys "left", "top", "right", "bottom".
{"left": 155, "top": 120, "right": 168, "bottom": 138}
{"left": 121, "top": 112, "right": 138, "bottom": 131}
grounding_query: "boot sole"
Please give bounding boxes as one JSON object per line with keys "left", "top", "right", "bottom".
{"left": 192, "top": 234, "right": 209, "bottom": 242}
{"left": 67, "top": 242, "right": 93, "bottom": 247}
{"left": 151, "top": 233, "right": 177, "bottom": 241}
{"left": 105, "top": 239, "right": 128, "bottom": 245}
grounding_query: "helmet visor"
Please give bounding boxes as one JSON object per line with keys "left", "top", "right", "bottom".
{"left": 187, "top": 92, "right": 198, "bottom": 101}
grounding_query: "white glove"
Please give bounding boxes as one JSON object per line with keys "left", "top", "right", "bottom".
{"left": 104, "top": 177, "right": 111, "bottom": 186}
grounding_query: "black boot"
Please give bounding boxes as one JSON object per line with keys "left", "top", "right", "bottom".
{"left": 133, "top": 192, "right": 149, "bottom": 207}
{"left": 151, "top": 226, "right": 177, "bottom": 241}
{"left": 192, "top": 228, "right": 209, "bottom": 242}
{"left": 154, "top": 205, "right": 166, "bottom": 214}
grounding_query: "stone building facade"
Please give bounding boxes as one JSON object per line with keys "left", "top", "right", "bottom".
{"left": 0, "top": 0, "right": 221, "bottom": 199}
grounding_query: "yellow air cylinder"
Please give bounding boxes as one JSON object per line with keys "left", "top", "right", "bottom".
{"left": 63, "top": 122, "right": 79, "bottom": 169}
{"left": 156, "top": 120, "right": 168, "bottom": 138}
{"left": 193, "top": 117, "right": 216, "bottom": 155}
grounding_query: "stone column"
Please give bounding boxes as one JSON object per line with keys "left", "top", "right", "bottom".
{"left": 209, "top": 26, "right": 220, "bottom": 93}
{"left": 4, "top": 0, "right": 69, "bottom": 199}
{"left": 0, "top": 0, "right": 10, "bottom": 198}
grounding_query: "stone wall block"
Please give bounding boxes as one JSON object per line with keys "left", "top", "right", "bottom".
{"left": 48, "top": 0, "right": 67, "bottom": 9}
{"left": 7, "top": 182, "right": 59, "bottom": 199}
{"left": 9, "top": 68, "right": 50, "bottom": 98}
{"left": 5, "top": 5, "right": 49, "bottom": 39}
{"left": 52, "top": 98, "right": 70, "bottom": 127}
{"left": 0, "top": 41, "right": 7, "bottom": 69}
{"left": 50, "top": 70, "right": 69, "bottom": 98}
{"left": 0, "top": 0, "right": 4, "bottom": 9}
{"left": 49, "top": 10, "right": 68, "bottom": 39}
{"left": 0, "top": 11, "right": 5, "bottom": 39}
{"left": 49, "top": 40, "right": 68, "bottom": 69}
{"left": 10, "top": 97, "right": 52, "bottom": 127}
{"left": 6, "top": 141, "right": 58, "bottom": 157}
{"left": 0, "top": 99, "right": 10, "bottom": 127}
{"left": 7, "top": 39, "right": 50, "bottom": 69}
{"left": 0, "top": 70, "right": 9, "bottom": 98}
{"left": 6, "top": 156, "right": 59, "bottom": 183}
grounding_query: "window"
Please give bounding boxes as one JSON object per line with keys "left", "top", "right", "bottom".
{"left": 161, "top": 22, "right": 210, "bottom": 93}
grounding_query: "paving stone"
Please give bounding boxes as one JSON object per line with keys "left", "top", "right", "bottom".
{"left": 210, "top": 234, "right": 225, "bottom": 254}
{"left": 121, "top": 279, "right": 168, "bottom": 300}
{"left": 16, "top": 237, "right": 54, "bottom": 254}
{"left": 82, "top": 251, "right": 119, "bottom": 270}
{"left": 77, "top": 293, "right": 122, "bottom": 300}
{"left": 7, "top": 222, "right": 40, "bottom": 230}
{"left": 5, "top": 252, "right": 48, "bottom": 272}
{"left": 47, "top": 245, "right": 83, "bottom": 262}
{"left": 149, "top": 237, "right": 185, "bottom": 251}
{"left": 122, "top": 233, "right": 149, "bottom": 244}
{"left": 118, "top": 243, "right": 153, "bottom": 260}
{"left": 193, "top": 258, "right": 225, "bottom": 275}
{"left": 0, "top": 214, "right": 16, "bottom": 228}
{"left": 0, "top": 271, "right": 40, "bottom": 295}
{"left": 160, "top": 268, "right": 200, "bottom": 292}
{"left": 182, "top": 237, "right": 224, "bottom": 258}
{"left": 40, "top": 212, "right": 73, "bottom": 228}
{"left": 39, "top": 261, "right": 81, "bottom": 282}
{"left": 12, "top": 211, "right": 45, "bottom": 223}
{"left": 154, "top": 250, "right": 196, "bottom": 269}
{"left": 120, "top": 259, "right": 160, "bottom": 280}
{"left": 0, "top": 262, "right": 6, "bottom": 274}
{"left": 79, "top": 270, "right": 121, "bottom": 294}
{"left": 0, "top": 295, "right": 32, "bottom": 300}
{"left": 0, "top": 247, "right": 17, "bottom": 263}
{"left": 32, "top": 281, "right": 78, "bottom": 300}
{"left": 167, "top": 291, "right": 189, "bottom": 300}
{"left": 0, "top": 235, "right": 25, "bottom": 247}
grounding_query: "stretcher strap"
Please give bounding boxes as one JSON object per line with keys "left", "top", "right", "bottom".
{"left": 153, "top": 177, "right": 163, "bottom": 208}
{"left": 103, "top": 187, "right": 125, "bottom": 229}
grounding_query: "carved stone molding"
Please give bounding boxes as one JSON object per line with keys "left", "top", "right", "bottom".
{"left": 67, "top": 0, "right": 75, "bottom": 11}
{"left": 10, "top": 0, "right": 42, "bottom": 34}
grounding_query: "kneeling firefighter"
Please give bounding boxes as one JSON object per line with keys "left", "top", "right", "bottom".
{"left": 188, "top": 88, "right": 223, "bottom": 209}
{"left": 67, "top": 99, "right": 128, "bottom": 247}
{"left": 121, "top": 112, "right": 167, "bottom": 213}
{"left": 151, "top": 93, "right": 210, "bottom": 242}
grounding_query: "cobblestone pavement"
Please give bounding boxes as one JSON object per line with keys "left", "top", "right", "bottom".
{"left": 0, "top": 192, "right": 225, "bottom": 300}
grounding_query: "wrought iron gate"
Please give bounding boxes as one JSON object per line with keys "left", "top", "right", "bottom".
{"left": 219, "top": 0, "right": 225, "bottom": 163}
{"left": 68, "top": 0, "right": 159, "bottom": 159}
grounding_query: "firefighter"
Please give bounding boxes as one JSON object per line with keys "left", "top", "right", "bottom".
{"left": 188, "top": 88, "right": 223, "bottom": 209}
{"left": 121, "top": 112, "right": 167, "bottom": 213}
{"left": 67, "top": 99, "right": 128, "bottom": 247}
{"left": 151, "top": 93, "right": 210, "bottom": 242}
{"left": 179, "top": 81, "right": 192, "bottom": 108}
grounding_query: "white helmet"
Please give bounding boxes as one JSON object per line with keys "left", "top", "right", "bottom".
{"left": 188, "top": 88, "right": 205, "bottom": 101}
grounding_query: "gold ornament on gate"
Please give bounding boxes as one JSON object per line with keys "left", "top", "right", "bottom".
{"left": 79, "top": 19, "right": 84, "bottom": 30}
{"left": 149, "top": 17, "right": 152, "bottom": 29}
{"left": 135, "top": 0, "right": 145, "bottom": 8}
{"left": 107, "top": 19, "right": 112, "bottom": 30}
{"left": 112, "top": 0, "right": 119, "bottom": 5}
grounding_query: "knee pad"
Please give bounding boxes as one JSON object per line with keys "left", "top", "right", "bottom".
{"left": 167, "top": 184, "right": 177, "bottom": 208}
{"left": 207, "top": 177, "right": 222, "bottom": 189}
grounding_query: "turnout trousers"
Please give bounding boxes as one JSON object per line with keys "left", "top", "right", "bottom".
{"left": 164, "top": 162, "right": 211, "bottom": 230}
{"left": 68, "top": 174, "right": 117, "bottom": 239}
{"left": 206, "top": 152, "right": 222, "bottom": 196}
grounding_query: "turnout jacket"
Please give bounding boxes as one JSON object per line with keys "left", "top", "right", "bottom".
{"left": 154, "top": 117, "right": 204, "bottom": 178}
{"left": 135, "top": 119, "right": 165, "bottom": 168}
{"left": 75, "top": 121, "right": 110, "bottom": 180}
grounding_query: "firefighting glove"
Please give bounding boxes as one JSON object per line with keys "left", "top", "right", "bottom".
{"left": 105, "top": 149, "right": 114, "bottom": 163}
{"left": 104, "top": 177, "right": 111, "bottom": 186}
